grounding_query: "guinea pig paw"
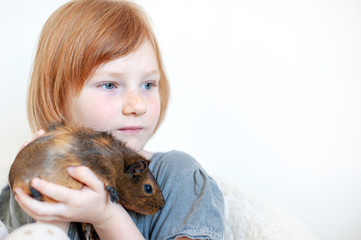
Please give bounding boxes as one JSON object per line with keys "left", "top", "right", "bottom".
{"left": 30, "top": 187, "right": 42, "bottom": 201}
{"left": 105, "top": 186, "right": 120, "bottom": 204}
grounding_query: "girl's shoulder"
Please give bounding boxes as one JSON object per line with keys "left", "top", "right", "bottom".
{"left": 150, "top": 150, "right": 204, "bottom": 183}
{"left": 149, "top": 150, "right": 221, "bottom": 198}
{"left": 151, "top": 150, "right": 201, "bottom": 169}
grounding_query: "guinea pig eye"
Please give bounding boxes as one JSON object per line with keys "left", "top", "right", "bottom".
{"left": 144, "top": 184, "right": 153, "bottom": 194}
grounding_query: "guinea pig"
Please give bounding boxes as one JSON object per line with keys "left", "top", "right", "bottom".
{"left": 9, "top": 124, "right": 165, "bottom": 216}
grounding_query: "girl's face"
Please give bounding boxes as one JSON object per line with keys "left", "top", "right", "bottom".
{"left": 66, "top": 41, "right": 161, "bottom": 152}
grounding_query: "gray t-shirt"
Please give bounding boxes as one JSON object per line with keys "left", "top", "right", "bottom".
{"left": 0, "top": 150, "right": 224, "bottom": 240}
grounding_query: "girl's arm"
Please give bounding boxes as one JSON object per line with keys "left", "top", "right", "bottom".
{"left": 91, "top": 202, "right": 144, "bottom": 240}
{"left": 14, "top": 166, "right": 144, "bottom": 240}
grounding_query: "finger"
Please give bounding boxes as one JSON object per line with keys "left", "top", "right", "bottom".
{"left": 32, "top": 129, "right": 46, "bottom": 141}
{"left": 67, "top": 166, "right": 104, "bottom": 192}
{"left": 18, "top": 140, "right": 30, "bottom": 151}
{"left": 14, "top": 188, "right": 66, "bottom": 222}
{"left": 31, "top": 178, "right": 78, "bottom": 203}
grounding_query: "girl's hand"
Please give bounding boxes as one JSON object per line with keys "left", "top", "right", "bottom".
{"left": 15, "top": 167, "right": 144, "bottom": 239}
{"left": 14, "top": 166, "right": 119, "bottom": 226}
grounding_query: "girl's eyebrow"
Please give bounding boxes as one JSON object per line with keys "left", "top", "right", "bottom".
{"left": 94, "top": 70, "right": 160, "bottom": 78}
{"left": 93, "top": 71, "right": 126, "bottom": 78}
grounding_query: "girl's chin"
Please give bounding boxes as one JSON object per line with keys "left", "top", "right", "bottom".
{"left": 120, "top": 138, "right": 144, "bottom": 151}
{"left": 110, "top": 132, "right": 148, "bottom": 152}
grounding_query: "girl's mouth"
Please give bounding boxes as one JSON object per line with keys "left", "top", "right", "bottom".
{"left": 118, "top": 126, "right": 144, "bottom": 134}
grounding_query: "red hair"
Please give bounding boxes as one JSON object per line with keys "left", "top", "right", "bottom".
{"left": 28, "top": 0, "right": 169, "bottom": 133}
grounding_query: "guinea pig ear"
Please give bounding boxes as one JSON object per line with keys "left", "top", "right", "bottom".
{"left": 126, "top": 160, "right": 148, "bottom": 175}
{"left": 145, "top": 159, "right": 151, "bottom": 166}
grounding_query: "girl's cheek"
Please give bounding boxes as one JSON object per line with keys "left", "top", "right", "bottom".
{"left": 148, "top": 98, "right": 161, "bottom": 124}
{"left": 76, "top": 99, "right": 116, "bottom": 129}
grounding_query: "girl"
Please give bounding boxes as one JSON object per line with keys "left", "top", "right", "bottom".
{"left": 0, "top": 0, "right": 224, "bottom": 240}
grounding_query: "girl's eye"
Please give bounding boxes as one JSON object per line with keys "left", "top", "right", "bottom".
{"left": 101, "top": 83, "right": 116, "bottom": 90}
{"left": 142, "top": 82, "right": 156, "bottom": 90}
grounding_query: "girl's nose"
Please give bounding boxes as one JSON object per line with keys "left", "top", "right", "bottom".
{"left": 122, "top": 91, "right": 146, "bottom": 116}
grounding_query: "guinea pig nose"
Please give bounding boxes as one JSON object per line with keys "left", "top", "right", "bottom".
{"left": 144, "top": 184, "right": 153, "bottom": 194}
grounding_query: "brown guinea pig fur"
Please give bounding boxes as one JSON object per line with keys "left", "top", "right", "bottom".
{"left": 9, "top": 124, "right": 165, "bottom": 216}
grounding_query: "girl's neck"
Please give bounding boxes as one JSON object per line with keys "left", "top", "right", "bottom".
{"left": 140, "top": 150, "right": 154, "bottom": 160}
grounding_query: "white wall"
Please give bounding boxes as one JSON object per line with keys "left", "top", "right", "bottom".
{"left": 1, "top": 1, "right": 360, "bottom": 239}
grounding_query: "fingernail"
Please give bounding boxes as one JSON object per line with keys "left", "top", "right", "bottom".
{"left": 68, "top": 166, "right": 76, "bottom": 174}
{"left": 35, "top": 130, "right": 45, "bottom": 138}
{"left": 31, "top": 178, "right": 42, "bottom": 188}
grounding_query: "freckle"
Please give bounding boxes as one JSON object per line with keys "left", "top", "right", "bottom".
{"left": 47, "top": 228, "right": 54, "bottom": 235}
{"left": 24, "top": 230, "right": 32, "bottom": 235}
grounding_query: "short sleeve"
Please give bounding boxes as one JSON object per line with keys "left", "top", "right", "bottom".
{"left": 144, "top": 151, "right": 224, "bottom": 240}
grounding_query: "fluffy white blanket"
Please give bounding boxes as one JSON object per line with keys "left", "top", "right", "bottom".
{"left": 214, "top": 175, "right": 319, "bottom": 240}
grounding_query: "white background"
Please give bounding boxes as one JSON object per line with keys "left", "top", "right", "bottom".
{"left": 1, "top": 1, "right": 361, "bottom": 239}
